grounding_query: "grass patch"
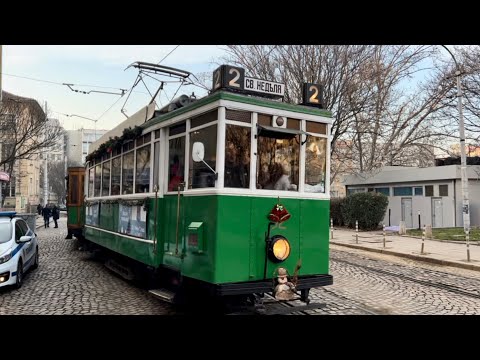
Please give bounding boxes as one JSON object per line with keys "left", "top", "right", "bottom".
{"left": 407, "top": 227, "right": 480, "bottom": 241}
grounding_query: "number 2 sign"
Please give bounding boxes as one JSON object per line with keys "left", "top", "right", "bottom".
{"left": 212, "top": 65, "right": 245, "bottom": 92}
{"left": 302, "top": 83, "right": 323, "bottom": 108}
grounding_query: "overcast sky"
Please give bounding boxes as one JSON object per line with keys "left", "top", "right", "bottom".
{"left": 1, "top": 45, "right": 228, "bottom": 131}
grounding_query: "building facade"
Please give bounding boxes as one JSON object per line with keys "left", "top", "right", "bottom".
{"left": 66, "top": 128, "right": 107, "bottom": 166}
{"left": 344, "top": 165, "right": 480, "bottom": 229}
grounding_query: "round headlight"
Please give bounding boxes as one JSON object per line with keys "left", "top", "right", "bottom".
{"left": 269, "top": 235, "right": 291, "bottom": 262}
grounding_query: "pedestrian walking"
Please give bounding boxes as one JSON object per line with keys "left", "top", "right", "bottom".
{"left": 37, "top": 203, "right": 43, "bottom": 216}
{"left": 42, "top": 205, "right": 51, "bottom": 228}
{"left": 52, "top": 205, "right": 60, "bottom": 228}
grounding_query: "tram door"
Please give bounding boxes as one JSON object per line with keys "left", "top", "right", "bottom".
{"left": 67, "top": 167, "right": 85, "bottom": 229}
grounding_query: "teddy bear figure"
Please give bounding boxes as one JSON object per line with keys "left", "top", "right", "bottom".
{"left": 274, "top": 267, "right": 296, "bottom": 300}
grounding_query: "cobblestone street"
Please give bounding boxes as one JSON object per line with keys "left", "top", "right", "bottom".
{"left": 2, "top": 218, "right": 480, "bottom": 315}
{"left": 0, "top": 218, "right": 175, "bottom": 315}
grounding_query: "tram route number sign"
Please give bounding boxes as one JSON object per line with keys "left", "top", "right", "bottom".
{"left": 212, "top": 64, "right": 285, "bottom": 99}
{"left": 302, "top": 82, "right": 324, "bottom": 109}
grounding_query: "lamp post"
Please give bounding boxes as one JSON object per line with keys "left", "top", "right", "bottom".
{"left": 65, "top": 114, "right": 98, "bottom": 139}
{"left": 440, "top": 46, "right": 470, "bottom": 234}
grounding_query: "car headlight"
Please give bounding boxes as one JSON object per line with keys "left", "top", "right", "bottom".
{"left": 0, "top": 252, "right": 12, "bottom": 264}
{"left": 268, "top": 235, "right": 291, "bottom": 262}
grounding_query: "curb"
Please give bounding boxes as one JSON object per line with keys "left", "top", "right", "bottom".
{"left": 330, "top": 241, "right": 480, "bottom": 273}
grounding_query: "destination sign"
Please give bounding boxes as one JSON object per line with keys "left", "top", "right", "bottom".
{"left": 212, "top": 64, "right": 284, "bottom": 99}
{"left": 244, "top": 77, "right": 284, "bottom": 97}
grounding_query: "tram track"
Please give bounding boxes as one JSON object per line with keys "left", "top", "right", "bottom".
{"left": 331, "top": 255, "right": 480, "bottom": 300}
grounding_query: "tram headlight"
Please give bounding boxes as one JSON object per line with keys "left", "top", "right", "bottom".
{"left": 268, "top": 235, "right": 291, "bottom": 262}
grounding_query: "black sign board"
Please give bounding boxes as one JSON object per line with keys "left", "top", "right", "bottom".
{"left": 302, "top": 83, "right": 323, "bottom": 108}
{"left": 212, "top": 65, "right": 284, "bottom": 99}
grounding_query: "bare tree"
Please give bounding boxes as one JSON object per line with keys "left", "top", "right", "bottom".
{"left": 47, "top": 160, "right": 67, "bottom": 204}
{"left": 0, "top": 91, "right": 64, "bottom": 177}
{"left": 224, "top": 45, "right": 452, "bottom": 181}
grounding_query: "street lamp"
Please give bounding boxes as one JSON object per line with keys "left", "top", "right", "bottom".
{"left": 440, "top": 46, "right": 470, "bottom": 234}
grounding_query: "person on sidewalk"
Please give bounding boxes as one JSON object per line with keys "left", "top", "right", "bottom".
{"left": 37, "top": 203, "right": 43, "bottom": 215}
{"left": 52, "top": 205, "right": 60, "bottom": 228}
{"left": 42, "top": 205, "right": 51, "bottom": 228}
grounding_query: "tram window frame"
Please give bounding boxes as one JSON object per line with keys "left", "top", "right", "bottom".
{"left": 94, "top": 163, "right": 102, "bottom": 197}
{"left": 188, "top": 123, "right": 218, "bottom": 189}
{"left": 111, "top": 156, "right": 122, "bottom": 196}
{"left": 122, "top": 150, "right": 135, "bottom": 195}
{"left": 102, "top": 159, "right": 111, "bottom": 196}
{"left": 167, "top": 127, "right": 186, "bottom": 193}
{"left": 224, "top": 124, "right": 251, "bottom": 189}
{"left": 303, "top": 120, "right": 328, "bottom": 194}
{"left": 135, "top": 144, "right": 151, "bottom": 193}
{"left": 88, "top": 166, "right": 94, "bottom": 198}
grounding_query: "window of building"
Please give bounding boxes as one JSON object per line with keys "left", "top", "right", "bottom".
{"left": 375, "top": 187, "right": 390, "bottom": 196}
{"left": 414, "top": 186, "right": 423, "bottom": 196}
{"left": 225, "top": 125, "right": 250, "bottom": 188}
{"left": 304, "top": 136, "right": 327, "bottom": 193}
{"left": 111, "top": 157, "right": 121, "bottom": 195}
{"left": 347, "top": 188, "right": 365, "bottom": 194}
{"left": 425, "top": 185, "right": 434, "bottom": 197}
{"left": 135, "top": 145, "right": 151, "bottom": 193}
{"left": 122, "top": 152, "right": 134, "bottom": 194}
{"left": 439, "top": 184, "right": 448, "bottom": 197}
{"left": 393, "top": 187, "right": 412, "bottom": 196}
{"left": 189, "top": 124, "right": 217, "bottom": 189}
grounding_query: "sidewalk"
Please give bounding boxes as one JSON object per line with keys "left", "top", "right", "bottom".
{"left": 34, "top": 213, "right": 66, "bottom": 229}
{"left": 330, "top": 227, "right": 480, "bottom": 272}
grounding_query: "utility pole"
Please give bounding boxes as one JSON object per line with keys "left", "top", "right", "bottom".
{"left": 43, "top": 101, "right": 49, "bottom": 206}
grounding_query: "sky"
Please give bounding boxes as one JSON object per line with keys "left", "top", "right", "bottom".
{"left": 1, "top": 45, "right": 228, "bottom": 131}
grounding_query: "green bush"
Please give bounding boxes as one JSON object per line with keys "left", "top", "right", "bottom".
{"left": 330, "top": 198, "right": 346, "bottom": 226}
{"left": 342, "top": 192, "right": 388, "bottom": 230}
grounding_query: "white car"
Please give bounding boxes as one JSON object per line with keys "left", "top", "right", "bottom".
{"left": 0, "top": 212, "right": 39, "bottom": 289}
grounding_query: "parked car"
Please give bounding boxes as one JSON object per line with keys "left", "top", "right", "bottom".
{"left": 0, "top": 211, "right": 39, "bottom": 289}
{"left": 58, "top": 205, "right": 67, "bottom": 212}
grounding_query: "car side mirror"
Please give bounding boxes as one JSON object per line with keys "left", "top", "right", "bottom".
{"left": 192, "top": 142, "right": 205, "bottom": 162}
{"left": 19, "top": 235, "right": 32, "bottom": 243}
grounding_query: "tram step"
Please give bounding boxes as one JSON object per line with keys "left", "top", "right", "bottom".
{"left": 149, "top": 288, "right": 176, "bottom": 303}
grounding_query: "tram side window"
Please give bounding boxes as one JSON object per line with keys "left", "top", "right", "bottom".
{"left": 135, "top": 145, "right": 151, "bottom": 193}
{"left": 168, "top": 137, "right": 185, "bottom": 192}
{"left": 102, "top": 161, "right": 111, "bottom": 196}
{"left": 189, "top": 125, "right": 217, "bottom": 189}
{"left": 225, "top": 125, "right": 250, "bottom": 188}
{"left": 88, "top": 167, "right": 94, "bottom": 198}
{"left": 153, "top": 141, "right": 160, "bottom": 191}
{"left": 70, "top": 175, "right": 78, "bottom": 204}
{"left": 122, "top": 151, "right": 134, "bottom": 194}
{"left": 111, "top": 157, "right": 121, "bottom": 195}
{"left": 94, "top": 164, "right": 101, "bottom": 197}
{"left": 304, "top": 136, "right": 327, "bottom": 193}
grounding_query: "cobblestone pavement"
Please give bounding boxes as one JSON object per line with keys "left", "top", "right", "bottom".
{"left": 3, "top": 219, "right": 480, "bottom": 315}
{"left": 302, "top": 246, "right": 480, "bottom": 315}
{"left": 0, "top": 219, "right": 175, "bottom": 315}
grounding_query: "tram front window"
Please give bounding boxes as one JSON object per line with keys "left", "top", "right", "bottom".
{"left": 224, "top": 125, "right": 250, "bottom": 188}
{"left": 189, "top": 124, "right": 217, "bottom": 189}
{"left": 304, "top": 136, "right": 327, "bottom": 193}
{"left": 257, "top": 133, "right": 299, "bottom": 192}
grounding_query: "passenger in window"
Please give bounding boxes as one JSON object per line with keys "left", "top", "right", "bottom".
{"left": 168, "top": 155, "right": 184, "bottom": 191}
{"left": 224, "top": 143, "right": 249, "bottom": 188}
{"left": 263, "top": 163, "right": 297, "bottom": 191}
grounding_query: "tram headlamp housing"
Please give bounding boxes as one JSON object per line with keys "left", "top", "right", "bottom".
{"left": 268, "top": 235, "right": 291, "bottom": 262}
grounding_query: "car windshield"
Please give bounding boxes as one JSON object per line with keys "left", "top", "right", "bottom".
{"left": 0, "top": 222, "right": 13, "bottom": 244}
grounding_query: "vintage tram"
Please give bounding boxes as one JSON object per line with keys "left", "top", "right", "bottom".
{"left": 66, "top": 64, "right": 333, "bottom": 308}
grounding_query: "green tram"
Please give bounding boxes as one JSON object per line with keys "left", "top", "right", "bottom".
{"left": 67, "top": 64, "right": 333, "bottom": 307}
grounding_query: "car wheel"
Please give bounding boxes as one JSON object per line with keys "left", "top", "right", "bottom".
{"left": 14, "top": 260, "right": 23, "bottom": 289}
{"left": 32, "top": 247, "right": 39, "bottom": 270}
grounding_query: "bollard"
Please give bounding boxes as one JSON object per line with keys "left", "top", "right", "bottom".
{"left": 466, "top": 229, "right": 471, "bottom": 262}
{"left": 330, "top": 218, "right": 333, "bottom": 240}
{"left": 383, "top": 224, "right": 386, "bottom": 248}
{"left": 421, "top": 224, "right": 426, "bottom": 254}
{"left": 355, "top": 220, "right": 358, "bottom": 244}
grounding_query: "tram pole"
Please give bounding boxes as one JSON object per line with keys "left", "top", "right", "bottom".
{"left": 330, "top": 218, "right": 333, "bottom": 240}
{"left": 355, "top": 220, "right": 358, "bottom": 244}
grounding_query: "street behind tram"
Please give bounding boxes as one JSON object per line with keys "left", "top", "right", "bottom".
{"left": 2, "top": 215, "right": 480, "bottom": 315}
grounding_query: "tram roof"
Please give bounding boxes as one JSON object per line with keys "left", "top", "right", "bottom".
{"left": 144, "top": 90, "right": 332, "bottom": 129}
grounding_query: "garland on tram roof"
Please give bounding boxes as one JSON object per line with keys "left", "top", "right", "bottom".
{"left": 85, "top": 125, "right": 143, "bottom": 163}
